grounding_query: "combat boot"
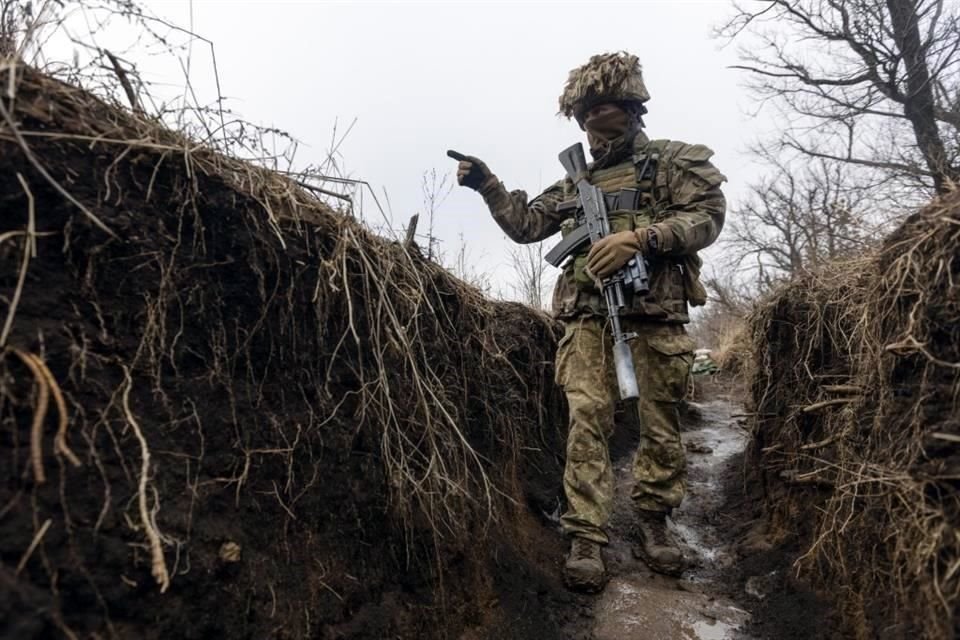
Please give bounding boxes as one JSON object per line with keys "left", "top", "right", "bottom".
{"left": 563, "top": 536, "right": 607, "bottom": 593}
{"left": 633, "top": 510, "right": 687, "bottom": 577}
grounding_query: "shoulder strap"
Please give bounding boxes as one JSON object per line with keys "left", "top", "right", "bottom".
{"left": 633, "top": 138, "right": 669, "bottom": 185}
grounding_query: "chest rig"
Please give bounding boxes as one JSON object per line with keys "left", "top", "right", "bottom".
{"left": 555, "top": 139, "right": 668, "bottom": 289}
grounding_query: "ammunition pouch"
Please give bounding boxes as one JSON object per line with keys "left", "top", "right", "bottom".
{"left": 553, "top": 137, "right": 710, "bottom": 309}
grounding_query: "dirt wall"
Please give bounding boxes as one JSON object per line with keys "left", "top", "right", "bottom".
{"left": 0, "top": 64, "right": 567, "bottom": 639}
{"left": 748, "top": 191, "right": 960, "bottom": 639}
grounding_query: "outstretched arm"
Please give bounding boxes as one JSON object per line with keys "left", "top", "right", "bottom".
{"left": 449, "top": 150, "right": 568, "bottom": 244}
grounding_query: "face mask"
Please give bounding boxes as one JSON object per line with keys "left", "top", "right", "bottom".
{"left": 583, "top": 107, "right": 632, "bottom": 143}
{"left": 582, "top": 106, "right": 634, "bottom": 160}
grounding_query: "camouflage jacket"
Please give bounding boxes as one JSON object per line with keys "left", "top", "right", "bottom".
{"left": 479, "top": 131, "right": 726, "bottom": 323}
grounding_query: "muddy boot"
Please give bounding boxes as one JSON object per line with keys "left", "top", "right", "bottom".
{"left": 563, "top": 536, "right": 607, "bottom": 593}
{"left": 633, "top": 510, "right": 686, "bottom": 577}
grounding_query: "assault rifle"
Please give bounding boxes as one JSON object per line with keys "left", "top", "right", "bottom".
{"left": 550, "top": 142, "right": 650, "bottom": 400}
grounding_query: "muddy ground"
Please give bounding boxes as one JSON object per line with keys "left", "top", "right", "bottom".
{"left": 469, "top": 376, "right": 843, "bottom": 640}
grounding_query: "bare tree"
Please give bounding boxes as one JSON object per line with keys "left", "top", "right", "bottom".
{"left": 421, "top": 168, "right": 452, "bottom": 261}
{"left": 506, "top": 242, "right": 551, "bottom": 309}
{"left": 725, "top": 154, "right": 884, "bottom": 291}
{"left": 702, "top": 270, "right": 754, "bottom": 319}
{"left": 722, "top": 0, "right": 960, "bottom": 197}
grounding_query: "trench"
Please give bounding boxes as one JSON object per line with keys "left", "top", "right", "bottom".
{"left": 567, "top": 381, "right": 756, "bottom": 640}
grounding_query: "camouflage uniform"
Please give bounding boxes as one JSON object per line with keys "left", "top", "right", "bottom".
{"left": 478, "top": 130, "right": 726, "bottom": 545}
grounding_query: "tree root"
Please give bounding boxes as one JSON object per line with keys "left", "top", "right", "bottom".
{"left": 120, "top": 365, "right": 170, "bottom": 594}
{"left": 7, "top": 348, "right": 82, "bottom": 484}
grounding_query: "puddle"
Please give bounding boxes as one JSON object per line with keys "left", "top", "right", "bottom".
{"left": 691, "top": 619, "right": 740, "bottom": 640}
{"left": 674, "top": 520, "right": 719, "bottom": 565}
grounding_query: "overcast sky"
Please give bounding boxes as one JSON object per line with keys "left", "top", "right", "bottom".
{"left": 51, "top": 1, "right": 771, "bottom": 297}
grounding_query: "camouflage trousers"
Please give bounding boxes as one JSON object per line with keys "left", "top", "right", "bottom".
{"left": 555, "top": 316, "right": 695, "bottom": 545}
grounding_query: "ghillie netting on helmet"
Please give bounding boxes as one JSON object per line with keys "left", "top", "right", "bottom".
{"left": 0, "top": 5, "right": 566, "bottom": 638}
{"left": 747, "top": 191, "right": 960, "bottom": 639}
{"left": 557, "top": 51, "right": 650, "bottom": 121}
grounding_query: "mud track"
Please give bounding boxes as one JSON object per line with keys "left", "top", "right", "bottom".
{"left": 576, "top": 387, "right": 750, "bottom": 639}
{"left": 539, "top": 380, "right": 835, "bottom": 640}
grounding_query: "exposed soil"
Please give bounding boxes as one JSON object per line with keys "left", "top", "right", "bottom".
{"left": 1, "top": 65, "right": 570, "bottom": 640}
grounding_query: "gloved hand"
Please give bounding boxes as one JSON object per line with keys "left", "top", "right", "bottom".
{"left": 586, "top": 228, "right": 655, "bottom": 279}
{"left": 447, "top": 149, "right": 494, "bottom": 191}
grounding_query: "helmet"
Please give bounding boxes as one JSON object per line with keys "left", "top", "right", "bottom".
{"left": 558, "top": 52, "right": 650, "bottom": 122}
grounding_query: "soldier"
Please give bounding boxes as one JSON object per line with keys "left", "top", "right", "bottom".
{"left": 451, "top": 52, "right": 726, "bottom": 593}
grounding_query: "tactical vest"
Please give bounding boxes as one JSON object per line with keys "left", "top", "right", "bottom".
{"left": 552, "top": 138, "right": 708, "bottom": 322}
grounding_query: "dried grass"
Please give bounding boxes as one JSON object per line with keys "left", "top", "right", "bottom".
{"left": 712, "top": 321, "right": 751, "bottom": 376}
{"left": 748, "top": 190, "right": 960, "bottom": 639}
